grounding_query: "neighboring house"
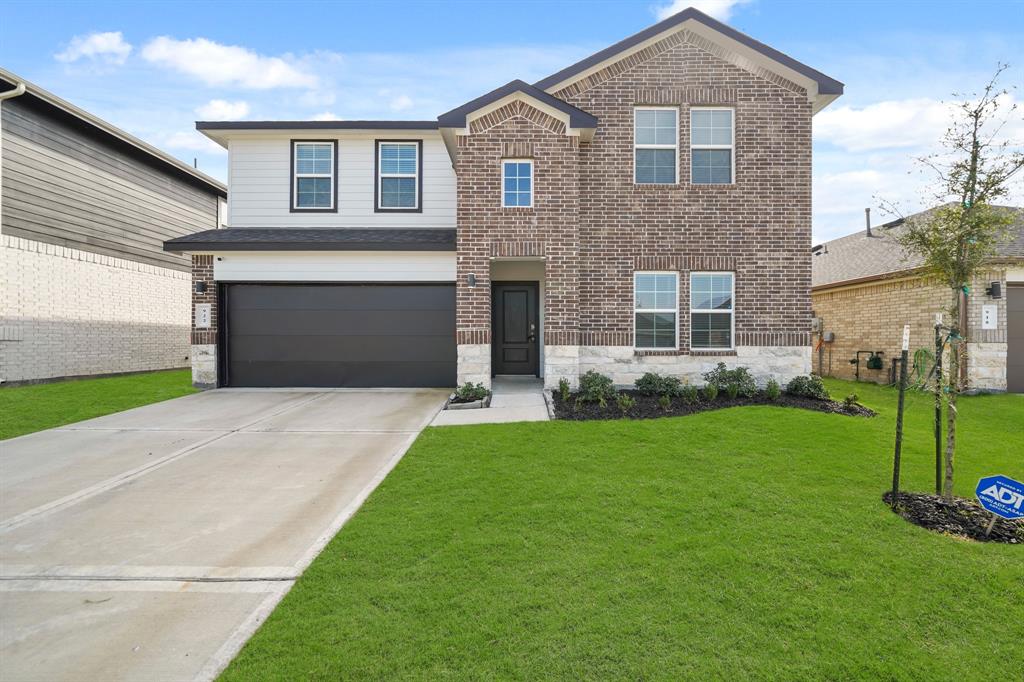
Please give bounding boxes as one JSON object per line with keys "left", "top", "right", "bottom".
{"left": 811, "top": 206, "right": 1024, "bottom": 392}
{"left": 0, "top": 68, "right": 226, "bottom": 385}
{"left": 165, "top": 7, "right": 843, "bottom": 390}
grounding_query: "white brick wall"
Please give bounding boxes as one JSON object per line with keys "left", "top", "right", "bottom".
{"left": 0, "top": 235, "right": 191, "bottom": 383}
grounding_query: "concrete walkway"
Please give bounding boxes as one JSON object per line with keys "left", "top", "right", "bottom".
{"left": 0, "top": 388, "right": 447, "bottom": 682}
{"left": 431, "top": 376, "right": 550, "bottom": 426}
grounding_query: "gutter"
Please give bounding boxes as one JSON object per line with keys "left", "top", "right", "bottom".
{"left": 0, "top": 81, "right": 27, "bottom": 102}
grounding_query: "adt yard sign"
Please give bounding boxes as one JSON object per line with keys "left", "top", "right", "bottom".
{"left": 976, "top": 475, "right": 1024, "bottom": 520}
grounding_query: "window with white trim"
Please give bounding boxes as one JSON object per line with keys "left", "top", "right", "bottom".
{"left": 377, "top": 141, "right": 420, "bottom": 210}
{"left": 690, "top": 108, "right": 733, "bottom": 184}
{"left": 502, "top": 159, "right": 533, "bottom": 207}
{"left": 690, "top": 272, "right": 734, "bottom": 349}
{"left": 634, "top": 107, "right": 678, "bottom": 184}
{"left": 293, "top": 142, "right": 335, "bottom": 210}
{"left": 634, "top": 272, "right": 678, "bottom": 349}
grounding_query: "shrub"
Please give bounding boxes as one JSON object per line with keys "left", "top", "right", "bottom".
{"left": 557, "top": 377, "right": 571, "bottom": 402}
{"left": 658, "top": 394, "right": 672, "bottom": 411}
{"left": 703, "top": 383, "right": 719, "bottom": 401}
{"left": 578, "top": 370, "right": 615, "bottom": 407}
{"left": 765, "top": 378, "right": 781, "bottom": 401}
{"left": 634, "top": 372, "right": 682, "bottom": 397}
{"left": 844, "top": 393, "right": 859, "bottom": 409}
{"left": 679, "top": 384, "right": 699, "bottom": 404}
{"left": 786, "top": 375, "right": 830, "bottom": 400}
{"left": 454, "top": 382, "right": 489, "bottom": 402}
{"left": 616, "top": 393, "right": 636, "bottom": 415}
{"left": 725, "top": 382, "right": 740, "bottom": 400}
{"left": 701, "top": 363, "right": 757, "bottom": 397}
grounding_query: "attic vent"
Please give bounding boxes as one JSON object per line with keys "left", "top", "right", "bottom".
{"left": 811, "top": 244, "right": 827, "bottom": 256}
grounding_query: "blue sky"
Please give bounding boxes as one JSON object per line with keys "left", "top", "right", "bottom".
{"left": 2, "top": 0, "right": 1022, "bottom": 242}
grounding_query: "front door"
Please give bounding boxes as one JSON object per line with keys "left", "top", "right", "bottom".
{"left": 492, "top": 282, "right": 539, "bottom": 375}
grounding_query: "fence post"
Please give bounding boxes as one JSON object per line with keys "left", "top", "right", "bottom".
{"left": 892, "top": 325, "right": 910, "bottom": 507}
{"left": 934, "top": 313, "right": 943, "bottom": 496}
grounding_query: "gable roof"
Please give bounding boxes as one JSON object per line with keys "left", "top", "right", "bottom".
{"left": 812, "top": 206, "right": 1024, "bottom": 290}
{"left": 437, "top": 79, "right": 598, "bottom": 130}
{"left": 0, "top": 67, "right": 225, "bottom": 197}
{"left": 534, "top": 7, "right": 843, "bottom": 109}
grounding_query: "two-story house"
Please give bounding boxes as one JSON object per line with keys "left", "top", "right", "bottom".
{"left": 165, "top": 7, "right": 843, "bottom": 390}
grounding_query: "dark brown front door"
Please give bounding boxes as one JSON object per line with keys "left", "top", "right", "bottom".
{"left": 1008, "top": 284, "right": 1024, "bottom": 393}
{"left": 492, "top": 282, "right": 539, "bottom": 376}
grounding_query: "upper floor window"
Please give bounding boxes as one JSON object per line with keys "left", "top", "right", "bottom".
{"left": 292, "top": 141, "right": 336, "bottom": 211}
{"left": 634, "top": 107, "right": 678, "bottom": 184}
{"left": 377, "top": 141, "right": 421, "bottom": 211}
{"left": 502, "top": 159, "right": 533, "bottom": 207}
{"left": 634, "top": 272, "right": 678, "bottom": 349}
{"left": 690, "top": 272, "right": 734, "bottom": 349}
{"left": 690, "top": 108, "right": 733, "bottom": 184}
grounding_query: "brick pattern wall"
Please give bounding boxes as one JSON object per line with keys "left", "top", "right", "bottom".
{"left": 191, "top": 255, "right": 217, "bottom": 345}
{"left": 0, "top": 234, "right": 190, "bottom": 383}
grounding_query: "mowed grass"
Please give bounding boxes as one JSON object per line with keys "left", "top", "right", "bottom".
{"left": 0, "top": 369, "right": 196, "bottom": 440}
{"left": 222, "top": 379, "right": 1023, "bottom": 681}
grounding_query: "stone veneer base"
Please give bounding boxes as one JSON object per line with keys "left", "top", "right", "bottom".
{"left": 191, "top": 344, "right": 217, "bottom": 389}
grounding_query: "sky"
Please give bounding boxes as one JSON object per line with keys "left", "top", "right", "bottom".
{"left": 1, "top": 0, "right": 1022, "bottom": 243}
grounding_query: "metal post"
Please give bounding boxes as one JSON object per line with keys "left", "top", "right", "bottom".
{"left": 934, "top": 314, "right": 943, "bottom": 496}
{"left": 892, "top": 325, "right": 910, "bottom": 506}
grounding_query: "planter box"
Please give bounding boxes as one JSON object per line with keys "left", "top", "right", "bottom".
{"left": 445, "top": 393, "right": 492, "bottom": 410}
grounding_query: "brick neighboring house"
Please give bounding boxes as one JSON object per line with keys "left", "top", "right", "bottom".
{"left": 811, "top": 206, "right": 1024, "bottom": 392}
{"left": 165, "top": 7, "right": 843, "bottom": 390}
{"left": 0, "top": 68, "right": 226, "bottom": 385}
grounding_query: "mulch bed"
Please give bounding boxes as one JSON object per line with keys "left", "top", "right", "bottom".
{"left": 552, "top": 390, "right": 876, "bottom": 421}
{"left": 883, "top": 491, "right": 1023, "bottom": 543}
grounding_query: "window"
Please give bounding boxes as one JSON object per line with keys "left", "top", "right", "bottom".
{"left": 292, "top": 141, "right": 335, "bottom": 211}
{"left": 376, "top": 141, "right": 421, "bottom": 211}
{"left": 690, "top": 108, "right": 733, "bottom": 184}
{"left": 690, "top": 272, "right": 734, "bottom": 349}
{"left": 634, "top": 107, "right": 678, "bottom": 184}
{"left": 634, "top": 272, "right": 678, "bottom": 349}
{"left": 502, "top": 160, "right": 533, "bottom": 207}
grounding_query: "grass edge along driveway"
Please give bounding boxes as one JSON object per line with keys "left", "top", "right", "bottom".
{"left": 220, "top": 379, "right": 1023, "bottom": 680}
{"left": 0, "top": 369, "right": 196, "bottom": 440}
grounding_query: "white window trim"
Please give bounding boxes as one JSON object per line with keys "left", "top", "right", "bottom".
{"left": 633, "top": 106, "right": 679, "bottom": 185}
{"left": 689, "top": 106, "right": 735, "bottom": 186}
{"left": 633, "top": 271, "right": 680, "bottom": 351}
{"left": 689, "top": 271, "right": 736, "bottom": 351}
{"left": 501, "top": 158, "right": 534, "bottom": 208}
{"left": 292, "top": 141, "right": 335, "bottom": 210}
{"left": 377, "top": 141, "right": 420, "bottom": 210}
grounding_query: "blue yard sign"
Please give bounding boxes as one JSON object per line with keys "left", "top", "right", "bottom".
{"left": 975, "top": 475, "right": 1024, "bottom": 520}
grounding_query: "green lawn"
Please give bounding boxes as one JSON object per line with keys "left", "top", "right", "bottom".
{"left": 222, "top": 379, "right": 1023, "bottom": 681}
{"left": 0, "top": 369, "right": 196, "bottom": 440}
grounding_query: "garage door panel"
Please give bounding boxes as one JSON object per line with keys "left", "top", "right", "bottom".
{"left": 224, "top": 284, "right": 456, "bottom": 388}
{"left": 1008, "top": 285, "right": 1023, "bottom": 393}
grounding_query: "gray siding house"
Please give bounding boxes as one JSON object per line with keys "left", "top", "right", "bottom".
{"left": 0, "top": 68, "right": 226, "bottom": 384}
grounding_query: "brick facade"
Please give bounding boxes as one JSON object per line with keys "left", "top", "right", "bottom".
{"left": 189, "top": 254, "right": 218, "bottom": 388}
{"left": 454, "top": 29, "right": 813, "bottom": 387}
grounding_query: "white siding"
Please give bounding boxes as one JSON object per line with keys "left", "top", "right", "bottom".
{"left": 227, "top": 132, "right": 456, "bottom": 228}
{"left": 212, "top": 251, "right": 456, "bottom": 282}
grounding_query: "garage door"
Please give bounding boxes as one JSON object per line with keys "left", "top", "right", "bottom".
{"left": 223, "top": 284, "right": 456, "bottom": 388}
{"left": 1008, "top": 284, "right": 1023, "bottom": 393}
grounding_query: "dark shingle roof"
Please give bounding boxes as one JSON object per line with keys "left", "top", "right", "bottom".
{"left": 812, "top": 206, "right": 1024, "bottom": 289}
{"left": 164, "top": 228, "right": 456, "bottom": 252}
{"left": 437, "top": 80, "right": 598, "bottom": 129}
{"left": 196, "top": 121, "right": 439, "bottom": 131}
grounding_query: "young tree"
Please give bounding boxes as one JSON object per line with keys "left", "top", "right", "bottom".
{"left": 894, "top": 64, "right": 1023, "bottom": 500}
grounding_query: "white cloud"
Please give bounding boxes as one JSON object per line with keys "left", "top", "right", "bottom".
{"left": 162, "top": 130, "right": 224, "bottom": 154}
{"left": 814, "top": 98, "right": 955, "bottom": 152}
{"left": 389, "top": 95, "right": 413, "bottom": 112}
{"left": 55, "top": 31, "right": 133, "bottom": 65}
{"left": 654, "top": 0, "right": 753, "bottom": 21}
{"left": 141, "top": 37, "right": 318, "bottom": 89}
{"left": 311, "top": 111, "right": 342, "bottom": 121}
{"left": 195, "top": 99, "right": 250, "bottom": 120}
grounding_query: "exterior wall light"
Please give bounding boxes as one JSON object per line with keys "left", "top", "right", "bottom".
{"left": 194, "top": 281, "right": 208, "bottom": 294}
{"left": 467, "top": 274, "right": 477, "bottom": 288}
{"left": 985, "top": 281, "right": 1002, "bottom": 299}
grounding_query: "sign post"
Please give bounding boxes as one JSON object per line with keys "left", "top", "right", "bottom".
{"left": 934, "top": 312, "right": 943, "bottom": 496}
{"left": 891, "top": 325, "right": 910, "bottom": 506}
{"left": 975, "top": 475, "right": 1024, "bottom": 537}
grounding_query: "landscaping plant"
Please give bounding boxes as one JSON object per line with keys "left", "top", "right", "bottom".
{"left": 657, "top": 394, "right": 672, "bottom": 411}
{"left": 578, "top": 370, "right": 615, "bottom": 407}
{"left": 616, "top": 393, "right": 636, "bottom": 415}
{"left": 844, "top": 393, "right": 860, "bottom": 409}
{"left": 634, "top": 372, "right": 682, "bottom": 397}
{"left": 765, "top": 378, "right": 781, "bottom": 401}
{"left": 558, "top": 377, "right": 571, "bottom": 402}
{"left": 679, "top": 384, "right": 699, "bottom": 405}
{"left": 702, "top": 363, "right": 757, "bottom": 397}
{"left": 725, "top": 383, "right": 740, "bottom": 400}
{"left": 883, "top": 65, "right": 1023, "bottom": 501}
{"left": 786, "top": 375, "right": 830, "bottom": 400}
{"left": 703, "top": 383, "right": 719, "bottom": 401}
{"left": 454, "top": 382, "right": 489, "bottom": 402}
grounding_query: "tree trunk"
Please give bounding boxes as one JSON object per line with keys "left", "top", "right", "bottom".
{"left": 944, "top": 288, "right": 960, "bottom": 501}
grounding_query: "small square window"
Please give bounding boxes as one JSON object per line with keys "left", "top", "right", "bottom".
{"left": 502, "top": 160, "right": 533, "bottom": 207}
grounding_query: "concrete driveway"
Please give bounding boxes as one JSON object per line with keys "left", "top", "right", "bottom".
{"left": 0, "top": 388, "right": 447, "bottom": 681}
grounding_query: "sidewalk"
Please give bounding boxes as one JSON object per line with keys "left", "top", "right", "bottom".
{"left": 430, "top": 376, "right": 550, "bottom": 426}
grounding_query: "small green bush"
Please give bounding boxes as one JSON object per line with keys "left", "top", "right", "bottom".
{"left": 454, "top": 382, "right": 489, "bottom": 402}
{"left": 703, "top": 383, "right": 719, "bottom": 401}
{"left": 786, "top": 375, "right": 830, "bottom": 400}
{"left": 616, "top": 393, "right": 636, "bottom": 415}
{"left": 558, "top": 377, "right": 571, "bottom": 402}
{"left": 579, "top": 370, "right": 615, "bottom": 406}
{"left": 765, "top": 378, "right": 781, "bottom": 401}
{"left": 634, "top": 372, "right": 683, "bottom": 397}
{"left": 844, "top": 393, "right": 859, "bottom": 408}
{"left": 658, "top": 394, "right": 672, "bottom": 411}
{"left": 701, "top": 363, "right": 757, "bottom": 397}
{"left": 725, "top": 383, "right": 740, "bottom": 400}
{"left": 679, "top": 384, "right": 699, "bottom": 404}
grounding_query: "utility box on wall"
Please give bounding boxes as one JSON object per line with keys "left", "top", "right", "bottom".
{"left": 982, "top": 304, "right": 998, "bottom": 330}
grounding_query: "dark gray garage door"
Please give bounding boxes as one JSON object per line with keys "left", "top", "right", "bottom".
{"left": 1008, "top": 284, "right": 1023, "bottom": 393}
{"left": 223, "top": 284, "right": 456, "bottom": 388}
